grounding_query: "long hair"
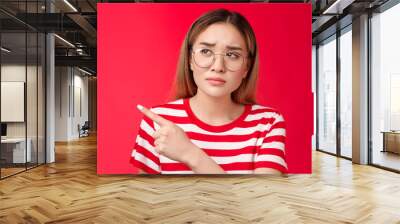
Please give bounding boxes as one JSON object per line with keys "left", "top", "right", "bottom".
{"left": 173, "top": 9, "right": 259, "bottom": 104}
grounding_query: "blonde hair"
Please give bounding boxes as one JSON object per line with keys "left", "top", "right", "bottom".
{"left": 173, "top": 9, "right": 259, "bottom": 105}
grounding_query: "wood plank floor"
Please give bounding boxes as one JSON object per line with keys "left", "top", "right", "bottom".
{"left": 0, "top": 167, "right": 26, "bottom": 178}
{"left": 1, "top": 134, "right": 400, "bottom": 224}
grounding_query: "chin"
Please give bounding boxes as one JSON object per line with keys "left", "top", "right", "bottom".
{"left": 198, "top": 86, "right": 233, "bottom": 99}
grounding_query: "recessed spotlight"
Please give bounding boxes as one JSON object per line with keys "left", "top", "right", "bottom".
{"left": 322, "top": 0, "right": 354, "bottom": 15}
{"left": 63, "top": 0, "right": 78, "bottom": 12}
{"left": 54, "top": 34, "right": 75, "bottom": 48}
{"left": 77, "top": 67, "right": 93, "bottom": 76}
{"left": 1, "top": 47, "right": 11, "bottom": 53}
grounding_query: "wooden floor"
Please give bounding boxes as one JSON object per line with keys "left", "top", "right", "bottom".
{"left": 372, "top": 150, "right": 400, "bottom": 171}
{"left": 1, "top": 135, "right": 400, "bottom": 224}
{"left": 1, "top": 162, "right": 45, "bottom": 178}
{"left": 0, "top": 167, "right": 26, "bottom": 178}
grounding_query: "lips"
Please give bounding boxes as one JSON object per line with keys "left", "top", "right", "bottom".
{"left": 206, "top": 77, "right": 226, "bottom": 86}
{"left": 207, "top": 77, "right": 225, "bottom": 82}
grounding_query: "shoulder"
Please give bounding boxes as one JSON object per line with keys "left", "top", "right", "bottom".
{"left": 249, "top": 104, "right": 284, "bottom": 122}
{"left": 149, "top": 98, "right": 187, "bottom": 116}
{"left": 151, "top": 98, "right": 184, "bottom": 108}
{"left": 138, "top": 99, "right": 187, "bottom": 131}
{"left": 249, "top": 104, "right": 286, "bottom": 134}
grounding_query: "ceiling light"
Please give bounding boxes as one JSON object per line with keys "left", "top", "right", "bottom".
{"left": 78, "top": 67, "right": 93, "bottom": 76}
{"left": 63, "top": 0, "right": 78, "bottom": 12}
{"left": 54, "top": 34, "right": 75, "bottom": 48}
{"left": 1, "top": 47, "right": 11, "bottom": 53}
{"left": 322, "top": 0, "right": 354, "bottom": 15}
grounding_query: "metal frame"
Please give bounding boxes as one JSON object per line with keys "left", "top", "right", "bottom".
{"left": 316, "top": 32, "right": 338, "bottom": 156}
{"left": 336, "top": 27, "right": 341, "bottom": 157}
{"left": 315, "top": 23, "right": 353, "bottom": 162}
{"left": 0, "top": 16, "right": 2, "bottom": 179}
{"left": 0, "top": 0, "right": 47, "bottom": 180}
{"left": 315, "top": 44, "right": 319, "bottom": 151}
{"left": 367, "top": 1, "right": 400, "bottom": 173}
{"left": 25, "top": 2, "right": 28, "bottom": 171}
{"left": 367, "top": 10, "right": 373, "bottom": 166}
{"left": 316, "top": 0, "right": 400, "bottom": 172}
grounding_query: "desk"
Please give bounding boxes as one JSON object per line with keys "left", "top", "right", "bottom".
{"left": 1, "top": 138, "right": 31, "bottom": 163}
{"left": 381, "top": 131, "right": 400, "bottom": 154}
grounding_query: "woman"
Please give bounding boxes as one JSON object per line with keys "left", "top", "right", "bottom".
{"left": 132, "top": 8, "right": 287, "bottom": 174}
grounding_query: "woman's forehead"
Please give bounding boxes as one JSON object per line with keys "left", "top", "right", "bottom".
{"left": 193, "top": 23, "right": 246, "bottom": 49}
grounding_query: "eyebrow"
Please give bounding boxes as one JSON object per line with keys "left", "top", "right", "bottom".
{"left": 198, "top": 42, "right": 244, "bottom": 51}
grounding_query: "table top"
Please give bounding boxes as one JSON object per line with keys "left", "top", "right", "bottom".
{"left": 1, "top": 138, "right": 30, "bottom": 143}
{"left": 381, "top": 131, "right": 400, "bottom": 134}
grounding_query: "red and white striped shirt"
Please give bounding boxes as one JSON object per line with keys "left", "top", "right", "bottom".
{"left": 131, "top": 98, "right": 287, "bottom": 174}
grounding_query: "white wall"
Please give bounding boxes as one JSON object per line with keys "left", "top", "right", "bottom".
{"left": 55, "top": 66, "right": 89, "bottom": 141}
{"left": 55, "top": 66, "right": 69, "bottom": 141}
{"left": 1, "top": 65, "right": 25, "bottom": 129}
{"left": 312, "top": 45, "right": 316, "bottom": 150}
{"left": 1, "top": 63, "right": 46, "bottom": 164}
{"left": 72, "top": 73, "right": 89, "bottom": 138}
{"left": 46, "top": 32, "right": 55, "bottom": 163}
{"left": 1, "top": 65, "right": 39, "bottom": 137}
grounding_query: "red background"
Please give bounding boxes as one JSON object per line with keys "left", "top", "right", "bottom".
{"left": 97, "top": 3, "right": 312, "bottom": 174}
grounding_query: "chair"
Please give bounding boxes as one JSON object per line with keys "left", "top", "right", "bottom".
{"left": 79, "top": 121, "right": 90, "bottom": 138}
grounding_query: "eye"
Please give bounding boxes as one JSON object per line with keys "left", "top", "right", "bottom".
{"left": 226, "top": 52, "right": 241, "bottom": 60}
{"left": 199, "top": 48, "right": 213, "bottom": 56}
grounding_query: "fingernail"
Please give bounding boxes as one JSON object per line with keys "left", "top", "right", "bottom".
{"left": 137, "top": 104, "right": 144, "bottom": 111}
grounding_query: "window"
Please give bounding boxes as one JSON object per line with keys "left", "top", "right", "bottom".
{"left": 339, "top": 28, "right": 352, "bottom": 158}
{"left": 317, "top": 35, "right": 337, "bottom": 154}
{"left": 0, "top": 1, "right": 47, "bottom": 179}
{"left": 370, "top": 2, "right": 400, "bottom": 171}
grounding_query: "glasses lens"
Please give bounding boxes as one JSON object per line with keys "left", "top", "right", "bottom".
{"left": 193, "top": 49, "right": 244, "bottom": 71}
{"left": 193, "top": 49, "right": 214, "bottom": 68}
{"left": 224, "top": 52, "right": 244, "bottom": 71}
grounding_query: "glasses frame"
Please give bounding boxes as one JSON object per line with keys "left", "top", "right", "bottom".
{"left": 191, "top": 48, "right": 248, "bottom": 72}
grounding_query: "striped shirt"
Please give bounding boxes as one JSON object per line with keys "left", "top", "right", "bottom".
{"left": 131, "top": 98, "right": 287, "bottom": 174}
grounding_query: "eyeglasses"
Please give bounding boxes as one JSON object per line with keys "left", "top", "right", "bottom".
{"left": 192, "top": 48, "right": 247, "bottom": 72}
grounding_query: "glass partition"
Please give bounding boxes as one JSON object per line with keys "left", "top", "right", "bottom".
{"left": 339, "top": 27, "right": 352, "bottom": 158}
{"left": 0, "top": 1, "right": 46, "bottom": 179}
{"left": 1, "top": 30, "right": 28, "bottom": 177}
{"left": 317, "top": 35, "right": 337, "bottom": 155}
{"left": 371, "top": 3, "right": 400, "bottom": 171}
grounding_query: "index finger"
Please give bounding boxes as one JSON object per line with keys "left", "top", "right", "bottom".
{"left": 137, "top": 104, "right": 170, "bottom": 126}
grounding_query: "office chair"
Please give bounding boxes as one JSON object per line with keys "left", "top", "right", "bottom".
{"left": 79, "top": 121, "right": 90, "bottom": 138}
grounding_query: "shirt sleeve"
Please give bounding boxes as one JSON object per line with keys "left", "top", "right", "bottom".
{"left": 131, "top": 115, "right": 161, "bottom": 174}
{"left": 254, "top": 112, "right": 288, "bottom": 173}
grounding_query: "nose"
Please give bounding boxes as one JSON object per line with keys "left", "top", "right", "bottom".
{"left": 210, "top": 54, "right": 226, "bottom": 73}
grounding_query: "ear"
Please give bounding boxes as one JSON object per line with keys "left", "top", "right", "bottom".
{"left": 243, "top": 59, "right": 252, "bottom": 79}
{"left": 242, "top": 69, "right": 249, "bottom": 79}
{"left": 189, "top": 53, "right": 194, "bottom": 71}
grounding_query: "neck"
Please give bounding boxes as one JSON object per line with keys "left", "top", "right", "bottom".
{"left": 189, "top": 90, "right": 242, "bottom": 124}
